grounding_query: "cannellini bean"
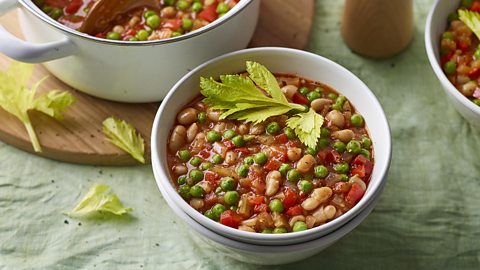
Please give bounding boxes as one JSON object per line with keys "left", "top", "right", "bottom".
{"left": 191, "top": 132, "right": 206, "bottom": 154}
{"left": 112, "top": 25, "right": 124, "bottom": 33}
{"left": 310, "top": 98, "right": 332, "bottom": 112}
{"left": 461, "top": 81, "right": 477, "bottom": 97}
{"left": 249, "top": 124, "right": 265, "bottom": 135}
{"left": 241, "top": 217, "right": 258, "bottom": 227}
{"left": 301, "top": 197, "right": 321, "bottom": 211}
{"left": 238, "top": 225, "right": 256, "bottom": 232}
{"left": 212, "top": 142, "right": 227, "bottom": 158}
{"left": 169, "top": 125, "right": 186, "bottom": 153}
{"left": 237, "top": 124, "right": 249, "bottom": 135}
{"left": 211, "top": 165, "right": 237, "bottom": 178}
{"left": 326, "top": 110, "right": 345, "bottom": 128}
{"left": 177, "top": 107, "right": 198, "bottom": 125}
{"left": 332, "top": 129, "right": 354, "bottom": 143}
{"left": 312, "top": 205, "right": 336, "bottom": 224}
{"left": 129, "top": 16, "right": 140, "bottom": 27}
{"left": 160, "top": 6, "right": 176, "bottom": 18}
{"left": 213, "top": 122, "right": 226, "bottom": 132}
{"left": 197, "top": 181, "right": 213, "bottom": 193}
{"left": 457, "top": 75, "right": 470, "bottom": 85}
{"left": 186, "top": 123, "right": 199, "bottom": 142}
{"left": 281, "top": 85, "right": 298, "bottom": 99}
{"left": 296, "top": 154, "right": 316, "bottom": 173}
{"left": 190, "top": 198, "right": 204, "bottom": 210}
{"left": 287, "top": 147, "right": 302, "bottom": 162}
{"left": 225, "top": 151, "right": 238, "bottom": 165}
{"left": 265, "top": 170, "right": 281, "bottom": 196}
{"left": 173, "top": 165, "right": 187, "bottom": 175}
{"left": 311, "top": 187, "right": 333, "bottom": 203}
{"left": 256, "top": 212, "right": 274, "bottom": 230}
{"left": 207, "top": 108, "right": 222, "bottom": 122}
{"left": 289, "top": 215, "right": 306, "bottom": 227}
{"left": 305, "top": 215, "right": 316, "bottom": 228}
{"left": 349, "top": 175, "right": 367, "bottom": 191}
{"left": 256, "top": 135, "right": 275, "bottom": 145}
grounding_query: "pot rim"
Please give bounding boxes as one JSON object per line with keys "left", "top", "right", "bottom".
{"left": 17, "top": 0, "right": 253, "bottom": 46}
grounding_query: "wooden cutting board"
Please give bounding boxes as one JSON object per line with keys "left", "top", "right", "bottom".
{"left": 0, "top": 0, "right": 314, "bottom": 166}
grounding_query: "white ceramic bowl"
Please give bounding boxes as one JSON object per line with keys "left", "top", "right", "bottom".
{"left": 0, "top": 0, "right": 259, "bottom": 102}
{"left": 154, "top": 162, "right": 385, "bottom": 265}
{"left": 151, "top": 47, "right": 392, "bottom": 245}
{"left": 425, "top": 0, "right": 480, "bottom": 128}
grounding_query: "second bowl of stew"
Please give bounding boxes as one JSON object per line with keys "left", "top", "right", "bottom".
{"left": 151, "top": 47, "right": 392, "bottom": 245}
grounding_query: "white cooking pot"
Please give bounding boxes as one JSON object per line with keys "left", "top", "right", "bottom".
{"left": 0, "top": 0, "right": 259, "bottom": 102}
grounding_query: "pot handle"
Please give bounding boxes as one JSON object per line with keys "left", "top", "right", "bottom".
{"left": 0, "top": 0, "right": 75, "bottom": 63}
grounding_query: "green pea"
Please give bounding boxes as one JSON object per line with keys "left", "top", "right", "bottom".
{"left": 361, "top": 137, "right": 372, "bottom": 149}
{"left": 216, "top": 2, "right": 229, "bottom": 13}
{"left": 287, "top": 169, "right": 301, "bottom": 183}
{"left": 306, "top": 91, "right": 321, "bottom": 102}
{"left": 461, "top": 0, "right": 472, "bottom": 8}
{"left": 334, "top": 163, "right": 349, "bottom": 174}
{"left": 146, "top": 14, "right": 161, "bottom": 29}
{"left": 178, "top": 185, "right": 190, "bottom": 199}
{"left": 177, "top": 150, "right": 191, "bottom": 161}
{"left": 314, "top": 87, "right": 324, "bottom": 94}
{"left": 143, "top": 10, "right": 156, "bottom": 18}
{"left": 223, "top": 129, "right": 236, "bottom": 139}
{"left": 236, "top": 164, "right": 249, "bottom": 177}
{"left": 243, "top": 156, "right": 254, "bottom": 165}
{"left": 333, "top": 141, "right": 346, "bottom": 152}
{"left": 177, "top": 175, "right": 187, "bottom": 185}
{"left": 278, "top": 163, "right": 291, "bottom": 176}
{"left": 204, "top": 209, "right": 215, "bottom": 220}
{"left": 129, "top": 37, "right": 138, "bottom": 41}
{"left": 306, "top": 147, "right": 318, "bottom": 155}
{"left": 192, "top": 2, "right": 203, "bottom": 12}
{"left": 273, "top": 227, "right": 288, "bottom": 234}
{"left": 448, "top": 12, "right": 459, "bottom": 23}
{"left": 33, "top": 0, "right": 44, "bottom": 6}
{"left": 339, "top": 174, "right": 349, "bottom": 182}
{"left": 444, "top": 61, "right": 457, "bottom": 75}
{"left": 314, "top": 165, "right": 329, "bottom": 178}
{"left": 320, "top": 128, "right": 330, "bottom": 138}
{"left": 359, "top": 149, "right": 371, "bottom": 159}
{"left": 299, "top": 86, "right": 310, "bottom": 95}
{"left": 212, "top": 204, "right": 226, "bottom": 220}
{"left": 327, "top": 93, "right": 338, "bottom": 100}
{"left": 284, "top": 127, "right": 296, "bottom": 139}
{"left": 474, "top": 99, "right": 480, "bottom": 106}
{"left": 172, "top": 31, "right": 182, "bottom": 37}
{"left": 164, "top": 0, "right": 175, "bottom": 5}
{"left": 266, "top": 122, "right": 281, "bottom": 135}
{"left": 136, "top": 29, "right": 149, "bottom": 41}
{"left": 224, "top": 191, "right": 240, "bottom": 205}
{"left": 351, "top": 114, "right": 364, "bottom": 127}
{"left": 189, "top": 156, "right": 202, "bottom": 167}
{"left": 182, "top": 18, "right": 193, "bottom": 30}
{"left": 220, "top": 177, "right": 236, "bottom": 191}
{"left": 190, "top": 185, "right": 205, "bottom": 198}
{"left": 207, "top": 130, "right": 221, "bottom": 143}
{"left": 106, "top": 32, "right": 121, "bottom": 40}
{"left": 299, "top": 180, "right": 313, "bottom": 193}
{"left": 262, "top": 228, "right": 273, "bottom": 234}
{"left": 197, "top": 112, "right": 207, "bottom": 124}
{"left": 292, "top": 221, "right": 308, "bottom": 232}
{"left": 254, "top": 152, "right": 268, "bottom": 165}
{"left": 442, "top": 31, "right": 454, "bottom": 40}
{"left": 318, "top": 138, "right": 330, "bottom": 148}
{"left": 269, "top": 199, "right": 284, "bottom": 212}
{"left": 212, "top": 154, "right": 223, "bottom": 164}
{"left": 177, "top": 0, "right": 190, "bottom": 10}
{"left": 475, "top": 46, "right": 480, "bottom": 59}
{"left": 189, "top": 169, "right": 204, "bottom": 182}
{"left": 232, "top": 135, "right": 245, "bottom": 147}
{"left": 346, "top": 140, "right": 362, "bottom": 154}
{"left": 200, "top": 162, "right": 213, "bottom": 170}
{"left": 244, "top": 135, "right": 255, "bottom": 142}
{"left": 50, "top": 8, "right": 62, "bottom": 20}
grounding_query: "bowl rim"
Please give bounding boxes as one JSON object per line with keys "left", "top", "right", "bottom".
{"left": 424, "top": 0, "right": 480, "bottom": 115}
{"left": 17, "top": 0, "right": 254, "bottom": 46}
{"left": 151, "top": 47, "right": 392, "bottom": 244}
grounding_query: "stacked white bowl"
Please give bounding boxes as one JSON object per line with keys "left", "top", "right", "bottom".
{"left": 151, "top": 48, "right": 392, "bottom": 265}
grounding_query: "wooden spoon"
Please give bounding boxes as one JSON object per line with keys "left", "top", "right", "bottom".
{"left": 79, "top": 0, "right": 161, "bottom": 35}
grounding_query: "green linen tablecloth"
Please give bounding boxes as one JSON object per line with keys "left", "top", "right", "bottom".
{"left": 1, "top": 0, "right": 480, "bottom": 269}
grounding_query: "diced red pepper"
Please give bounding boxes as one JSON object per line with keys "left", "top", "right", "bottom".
{"left": 65, "top": 0, "right": 83, "bottom": 15}
{"left": 162, "top": 18, "right": 182, "bottom": 31}
{"left": 286, "top": 205, "right": 303, "bottom": 216}
{"left": 198, "top": 3, "right": 218, "bottom": 23}
{"left": 469, "top": 67, "right": 480, "bottom": 80}
{"left": 248, "top": 195, "right": 265, "bottom": 205}
{"left": 234, "top": 147, "right": 250, "bottom": 156}
{"left": 204, "top": 171, "right": 220, "bottom": 183}
{"left": 350, "top": 155, "right": 373, "bottom": 181}
{"left": 318, "top": 149, "right": 341, "bottom": 164}
{"left": 254, "top": 203, "right": 268, "bottom": 213}
{"left": 283, "top": 188, "right": 298, "bottom": 209}
{"left": 457, "top": 40, "right": 470, "bottom": 52}
{"left": 269, "top": 148, "right": 288, "bottom": 162}
{"left": 274, "top": 134, "right": 288, "bottom": 144}
{"left": 204, "top": 192, "right": 218, "bottom": 207}
{"left": 251, "top": 179, "right": 266, "bottom": 195}
{"left": 220, "top": 210, "right": 243, "bottom": 228}
{"left": 223, "top": 140, "right": 235, "bottom": 150}
{"left": 198, "top": 149, "right": 211, "bottom": 159}
{"left": 264, "top": 159, "right": 281, "bottom": 171}
{"left": 292, "top": 92, "right": 310, "bottom": 105}
{"left": 287, "top": 140, "right": 298, "bottom": 148}
{"left": 440, "top": 52, "right": 454, "bottom": 66}
{"left": 345, "top": 183, "right": 365, "bottom": 206}
{"left": 471, "top": 2, "right": 480, "bottom": 12}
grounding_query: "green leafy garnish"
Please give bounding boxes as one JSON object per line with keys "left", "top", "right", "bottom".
{"left": 66, "top": 184, "right": 132, "bottom": 217}
{"left": 0, "top": 61, "right": 75, "bottom": 152}
{"left": 459, "top": 9, "right": 480, "bottom": 39}
{"left": 102, "top": 116, "right": 145, "bottom": 163}
{"left": 200, "top": 61, "right": 325, "bottom": 148}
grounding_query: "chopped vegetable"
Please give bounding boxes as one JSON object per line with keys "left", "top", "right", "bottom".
{"left": 102, "top": 116, "right": 145, "bottom": 163}
{"left": 459, "top": 9, "right": 480, "bottom": 40}
{"left": 0, "top": 61, "right": 75, "bottom": 152}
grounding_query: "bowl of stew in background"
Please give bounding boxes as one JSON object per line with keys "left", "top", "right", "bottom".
{"left": 425, "top": 0, "right": 480, "bottom": 128}
{"left": 0, "top": 0, "right": 259, "bottom": 102}
{"left": 151, "top": 47, "right": 392, "bottom": 245}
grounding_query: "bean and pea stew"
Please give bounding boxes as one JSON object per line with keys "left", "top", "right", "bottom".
{"left": 440, "top": 0, "right": 480, "bottom": 105}
{"left": 33, "top": 0, "right": 239, "bottom": 41}
{"left": 167, "top": 74, "right": 374, "bottom": 233}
